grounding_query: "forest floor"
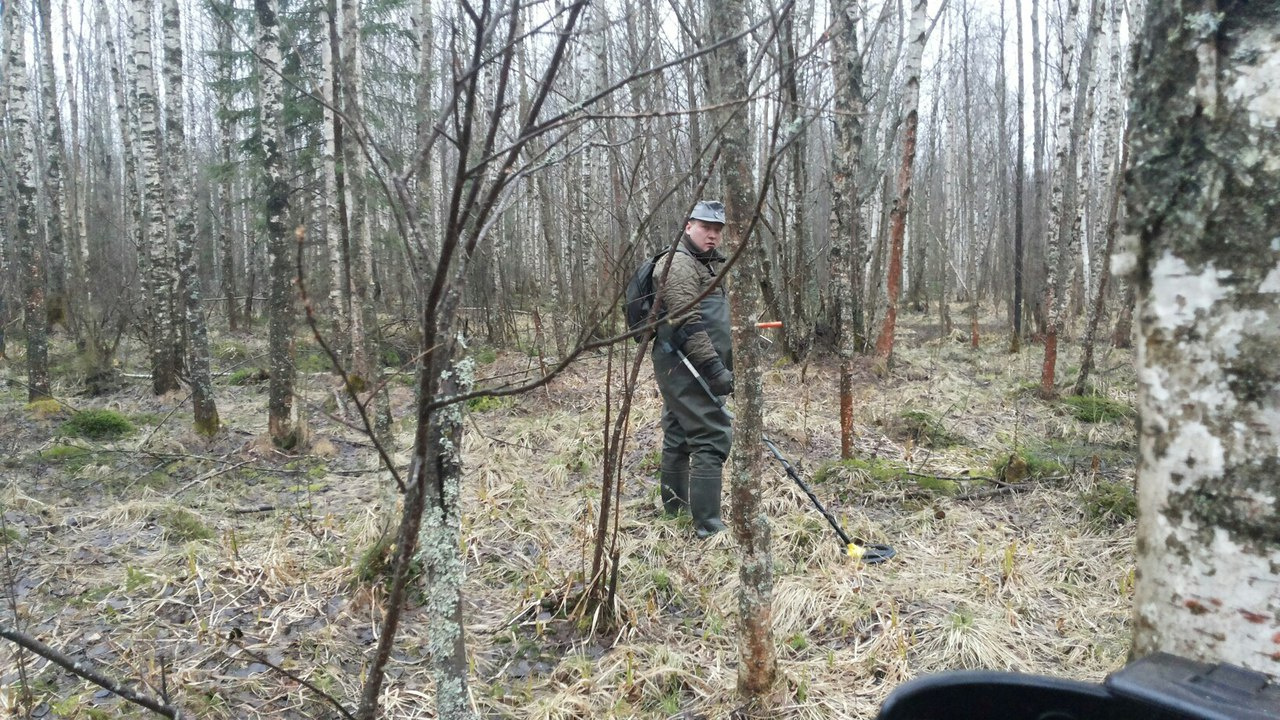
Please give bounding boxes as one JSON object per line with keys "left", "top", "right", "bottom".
{"left": 0, "top": 311, "right": 1139, "bottom": 719}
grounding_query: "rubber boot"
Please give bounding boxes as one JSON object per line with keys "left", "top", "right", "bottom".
{"left": 659, "top": 454, "right": 689, "bottom": 517}
{"left": 690, "top": 468, "right": 727, "bottom": 538}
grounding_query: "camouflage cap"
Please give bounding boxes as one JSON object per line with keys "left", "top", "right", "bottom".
{"left": 688, "top": 200, "right": 726, "bottom": 224}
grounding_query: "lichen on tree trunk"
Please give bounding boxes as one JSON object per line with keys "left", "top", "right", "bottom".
{"left": 1123, "top": 1, "right": 1280, "bottom": 677}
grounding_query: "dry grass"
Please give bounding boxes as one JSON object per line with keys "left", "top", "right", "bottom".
{"left": 0, "top": 317, "right": 1136, "bottom": 718}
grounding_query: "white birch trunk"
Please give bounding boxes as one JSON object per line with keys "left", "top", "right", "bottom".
{"left": 162, "top": 0, "right": 218, "bottom": 433}
{"left": 322, "top": 0, "right": 348, "bottom": 340}
{"left": 6, "top": 0, "right": 51, "bottom": 399}
{"left": 256, "top": 0, "right": 296, "bottom": 446}
{"left": 830, "top": 0, "right": 864, "bottom": 457}
{"left": 1122, "top": 2, "right": 1280, "bottom": 677}
{"left": 132, "top": 0, "right": 180, "bottom": 395}
{"left": 340, "top": 0, "right": 375, "bottom": 391}
{"left": 35, "top": 0, "right": 69, "bottom": 325}
{"left": 215, "top": 5, "right": 239, "bottom": 331}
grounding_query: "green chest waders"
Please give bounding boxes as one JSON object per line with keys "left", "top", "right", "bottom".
{"left": 653, "top": 286, "right": 732, "bottom": 537}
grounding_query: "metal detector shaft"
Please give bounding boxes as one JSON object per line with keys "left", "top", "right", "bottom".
{"left": 663, "top": 342, "right": 895, "bottom": 564}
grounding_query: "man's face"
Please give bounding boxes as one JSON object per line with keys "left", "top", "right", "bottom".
{"left": 685, "top": 219, "right": 724, "bottom": 253}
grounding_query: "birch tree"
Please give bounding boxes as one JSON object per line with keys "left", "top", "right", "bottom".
{"left": 1123, "top": 1, "right": 1280, "bottom": 675}
{"left": 1036, "top": 0, "right": 1080, "bottom": 398}
{"left": 1073, "top": 0, "right": 1126, "bottom": 396}
{"left": 133, "top": 0, "right": 181, "bottom": 395}
{"left": 829, "top": 0, "right": 864, "bottom": 458}
{"left": 1010, "top": 0, "right": 1026, "bottom": 351}
{"left": 256, "top": 0, "right": 297, "bottom": 447}
{"left": 321, "top": 0, "right": 348, "bottom": 341}
{"left": 6, "top": 0, "right": 51, "bottom": 400}
{"left": 163, "top": 0, "right": 219, "bottom": 434}
{"left": 873, "top": 0, "right": 927, "bottom": 366}
{"left": 214, "top": 1, "right": 240, "bottom": 331}
{"left": 35, "top": 0, "right": 70, "bottom": 327}
{"left": 339, "top": 0, "right": 377, "bottom": 405}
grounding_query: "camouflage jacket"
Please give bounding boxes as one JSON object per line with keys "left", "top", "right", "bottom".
{"left": 655, "top": 237, "right": 730, "bottom": 370}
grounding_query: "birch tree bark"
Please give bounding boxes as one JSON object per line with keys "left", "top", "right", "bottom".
{"left": 99, "top": 0, "right": 144, "bottom": 322}
{"left": 60, "top": 0, "right": 87, "bottom": 298}
{"left": 1011, "top": 0, "right": 1026, "bottom": 351}
{"left": 6, "top": 0, "right": 52, "bottom": 400}
{"left": 256, "top": 0, "right": 297, "bottom": 447}
{"left": 339, "top": 0, "right": 387, "bottom": 437}
{"left": 1036, "top": 0, "right": 1080, "bottom": 398}
{"left": 829, "top": 0, "right": 864, "bottom": 458}
{"left": 133, "top": 0, "right": 181, "bottom": 395}
{"left": 163, "top": 0, "right": 219, "bottom": 434}
{"left": 35, "top": 0, "right": 70, "bottom": 328}
{"left": 706, "top": 0, "right": 776, "bottom": 702}
{"left": 214, "top": 1, "right": 239, "bottom": 331}
{"left": 1073, "top": 0, "right": 1126, "bottom": 396}
{"left": 1123, "top": 1, "right": 1280, "bottom": 676}
{"left": 322, "top": 0, "right": 348, "bottom": 341}
{"left": 873, "top": 0, "right": 927, "bottom": 366}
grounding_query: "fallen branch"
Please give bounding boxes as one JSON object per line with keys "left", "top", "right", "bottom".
{"left": 0, "top": 625, "right": 183, "bottom": 719}
{"left": 226, "top": 635, "right": 355, "bottom": 720}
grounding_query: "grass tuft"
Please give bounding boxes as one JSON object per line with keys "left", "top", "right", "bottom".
{"left": 228, "top": 368, "right": 266, "bottom": 385}
{"left": 157, "top": 507, "right": 215, "bottom": 543}
{"left": 1080, "top": 479, "right": 1137, "bottom": 526}
{"left": 814, "top": 457, "right": 903, "bottom": 485}
{"left": 887, "top": 408, "right": 961, "bottom": 447}
{"left": 61, "top": 409, "right": 135, "bottom": 440}
{"left": 1061, "top": 394, "right": 1134, "bottom": 423}
{"left": 993, "top": 448, "right": 1066, "bottom": 481}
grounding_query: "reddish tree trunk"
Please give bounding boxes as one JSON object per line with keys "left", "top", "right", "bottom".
{"left": 874, "top": 0, "right": 927, "bottom": 364}
{"left": 1040, "top": 329, "right": 1057, "bottom": 397}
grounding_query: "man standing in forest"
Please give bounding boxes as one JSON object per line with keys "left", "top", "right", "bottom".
{"left": 653, "top": 200, "right": 735, "bottom": 538}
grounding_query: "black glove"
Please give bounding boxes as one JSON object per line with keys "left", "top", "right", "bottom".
{"left": 703, "top": 358, "right": 734, "bottom": 396}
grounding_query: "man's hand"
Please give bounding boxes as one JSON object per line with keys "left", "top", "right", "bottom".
{"left": 703, "top": 358, "right": 734, "bottom": 396}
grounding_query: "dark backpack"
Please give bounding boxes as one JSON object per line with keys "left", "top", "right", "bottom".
{"left": 624, "top": 250, "right": 670, "bottom": 342}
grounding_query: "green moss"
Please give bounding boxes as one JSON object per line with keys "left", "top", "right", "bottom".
{"left": 0, "top": 526, "right": 19, "bottom": 545}
{"left": 354, "top": 534, "right": 423, "bottom": 589}
{"left": 227, "top": 368, "right": 264, "bottom": 385}
{"left": 466, "top": 395, "right": 510, "bottom": 413}
{"left": 214, "top": 340, "right": 250, "bottom": 364}
{"left": 914, "top": 475, "right": 961, "bottom": 495}
{"left": 25, "top": 398, "right": 68, "bottom": 419}
{"left": 1062, "top": 394, "right": 1135, "bottom": 423}
{"left": 61, "top": 409, "right": 135, "bottom": 440}
{"left": 40, "top": 444, "right": 93, "bottom": 464}
{"left": 1081, "top": 479, "right": 1137, "bottom": 526}
{"left": 473, "top": 346, "right": 498, "bottom": 365}
{"left": 381, "top": 348, "right": 403, "bottom": 368}
{"left": 296, "top": 351, "right": 332, "bottom": 373}
{"left": 157, "top": 507, "right": 214, "bottom": 543}
{"left": 993, "top": 449, "right": 1067, "bottom": 481}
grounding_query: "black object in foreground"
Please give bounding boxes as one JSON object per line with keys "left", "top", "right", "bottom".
{"left": 876, "top": 652, "right": 1280, "bottom": 720}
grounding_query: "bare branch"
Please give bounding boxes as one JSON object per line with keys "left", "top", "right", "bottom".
{"left": 0, "top": 625, "right": 183, "bottom": 719}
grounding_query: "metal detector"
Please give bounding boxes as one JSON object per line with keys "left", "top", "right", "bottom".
{"left": 662, "top": 340, "right": 896, "bottom": 564}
